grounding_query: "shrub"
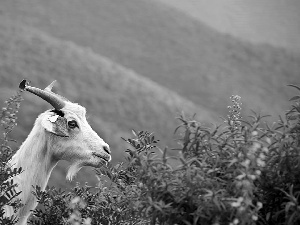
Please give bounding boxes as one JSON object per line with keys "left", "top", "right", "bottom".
{"left": 0, "top": 91, "right": 23, "bottom": 225}
{"left": 257, "top": 85, "right": 300, "bottom": 224}
{"left": 2, "top": 85, "right": 300, "bottom": 225}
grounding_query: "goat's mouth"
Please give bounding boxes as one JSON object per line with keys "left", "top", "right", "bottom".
{"left": 92, "top": 152, "right": 110, "bottom": 163}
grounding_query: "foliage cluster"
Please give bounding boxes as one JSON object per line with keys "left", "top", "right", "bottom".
{"left": 1, "top": 85, "right": 300, "bottom": 224}
{"left": 0, "top": 92, "right": 23, "bottom": 225}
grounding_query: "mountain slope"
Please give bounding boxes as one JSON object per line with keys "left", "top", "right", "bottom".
{"left": 155, "top": 0, "right": 300, "bottom": 52}
{"left": 0, "top": 21, "right": 217, "bottom": 188}
{"left": 0, "top": 0, "right": 299, "bottom": 118}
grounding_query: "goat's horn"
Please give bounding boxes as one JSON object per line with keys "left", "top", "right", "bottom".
{"left": 44, "top": 80, "right": 56, "bottom": 92}
{"left": 19, "top": 80, "right": 66, "bottom": 110}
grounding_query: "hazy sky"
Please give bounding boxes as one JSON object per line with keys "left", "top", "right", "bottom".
{"left": 157, "top": 0, "right": 300, "bottom": 51}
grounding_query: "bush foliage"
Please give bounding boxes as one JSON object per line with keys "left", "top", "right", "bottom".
{"left": 1, "top": 85, "right": 300, "bottom": 224}
{"left": 0, "top": 92, "right": 23, "bottom": 224}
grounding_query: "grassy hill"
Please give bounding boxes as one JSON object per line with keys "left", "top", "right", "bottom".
{"left": 0, "top": 0, "right": 299, "bottom": 118}
{"left": 0, "top": 21, "right": 216, "bottom": 188}
{"left": 1, "top": 0, "right": 300, "bottom": 189}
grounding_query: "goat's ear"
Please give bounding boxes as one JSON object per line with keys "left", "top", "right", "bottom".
{"left": 41, "top": 115, "right": 70, "bottom": 137}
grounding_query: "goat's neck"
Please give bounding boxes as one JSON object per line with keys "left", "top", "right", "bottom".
{"left": 12, "top": 127, "right": 56, "bottom": 190}
{"left": 10, "top": 124, "right": 58, "bottom": 221}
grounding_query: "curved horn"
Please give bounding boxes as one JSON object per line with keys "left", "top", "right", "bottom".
{"left": 19, "top": 80, "right": 66, "bottom": 110}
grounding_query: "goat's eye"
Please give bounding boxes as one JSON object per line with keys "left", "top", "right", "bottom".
{"left": 68, "top": 120, "right": 78, "bottom": 129}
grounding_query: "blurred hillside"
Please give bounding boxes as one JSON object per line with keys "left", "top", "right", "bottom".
{"left": 0, "top": 0, "right": 300, "bottom": 188}
{"left": 156, "top": 0, "right": 300, "bottom": 51}
{"left": 0, "top": 0, "right": 299, "bottom": 117}
{"left": 0, "top": 21, "right": 215, "bottom": 188}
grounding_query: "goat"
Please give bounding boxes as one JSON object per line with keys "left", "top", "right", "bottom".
{"left": 4, "top": 80, "right": 111, "bottom": 225}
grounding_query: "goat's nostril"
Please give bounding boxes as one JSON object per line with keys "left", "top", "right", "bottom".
{"left": 103, "top": 145, "right": 111, "bottom": 155}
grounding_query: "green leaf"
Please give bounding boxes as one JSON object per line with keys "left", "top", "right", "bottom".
{"left": 288, "top": 84, "right": 300, "bottom": 92}
{"left": 289, "top": 95, "right": 300, "bottom": 101}
{"left": 132, "top": 130, "right": 137, "bottom": 137}
{"left": 227, "top": 158, "right": 238, "bottom": 167}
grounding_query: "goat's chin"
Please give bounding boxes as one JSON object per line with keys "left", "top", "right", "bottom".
{"left": 66, "top": 163, "right": 82, "bottom": 181}
{"left": 66, "top": 160, "right": 107, "bottom": 181}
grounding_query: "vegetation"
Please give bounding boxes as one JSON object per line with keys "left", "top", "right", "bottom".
{"left": 0, "top": 92, "right": 23, "bottom": 224}
{"left": 1, "top": 84, "right": 300, "bottom": 224}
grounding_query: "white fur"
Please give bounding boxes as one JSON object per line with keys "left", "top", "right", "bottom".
{"left": 4, "top": 115, "right": 56, "bottom": 224}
